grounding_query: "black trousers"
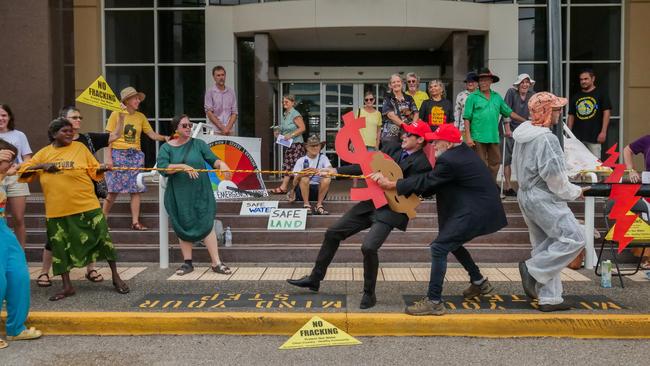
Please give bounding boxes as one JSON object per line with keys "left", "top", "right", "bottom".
{"left": 310, "top": 206, "right": 394, "bottom": 294}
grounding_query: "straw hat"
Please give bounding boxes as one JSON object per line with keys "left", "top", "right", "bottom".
{"left": 119, "top": 86, "right": 146, "bottom": 103}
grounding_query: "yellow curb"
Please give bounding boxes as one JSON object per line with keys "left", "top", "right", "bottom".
{"left": 23, "top": 312, "right": 650, "bottom": 338}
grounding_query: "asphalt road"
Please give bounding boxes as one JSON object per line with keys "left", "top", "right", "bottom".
{"left": 2, "top": 335, "right": 648, "bottom": 366}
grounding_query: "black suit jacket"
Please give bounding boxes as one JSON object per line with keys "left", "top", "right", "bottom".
{"left": 396, "top": 143, "right": 507, "bottom": 243}
{"left": 337, "top": 144, "right": 432, "bottom": 231}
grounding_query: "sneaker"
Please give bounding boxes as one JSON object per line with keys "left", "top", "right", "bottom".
{"left": 405, "top": 298, "right": 446, "bottom": 316}
{"left": 462, "top": 278, "right": 494, "bottom": 299}
{"left": 504, "top": 188, "right": 517, "bottom": 197}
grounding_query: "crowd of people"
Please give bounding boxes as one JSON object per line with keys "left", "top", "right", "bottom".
{"left": 0, "top": 64, "right": 646, "bottom": 347}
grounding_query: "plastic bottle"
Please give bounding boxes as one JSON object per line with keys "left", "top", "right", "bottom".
{"left": 601, "top": 260, "right": 612, "bottom": 288}
{"left": 225, "top": 226, "right": 232, "bottom": 247}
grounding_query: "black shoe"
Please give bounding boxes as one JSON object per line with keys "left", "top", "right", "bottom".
{"left": 286, "top": 276, "right": 320, "bottom": 292}
{"left": 518, "top": 261, "right": 538, "bottom": 299}
{"left": 504, "top": 188, "right": 517, "bottom": 197}
{"left": 359, "top": 292, "right": 376, "bottom": 309}
{"left": 538, "top": 302, "right": 573, "bottom": 312}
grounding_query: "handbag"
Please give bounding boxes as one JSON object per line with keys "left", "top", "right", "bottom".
{"left": 84, "top": 133, "right": 108, "bottom": 199}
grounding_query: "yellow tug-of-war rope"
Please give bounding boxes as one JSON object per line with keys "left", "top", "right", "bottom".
{"left": 22, "top": 166, "right": 366, "bottom": 179}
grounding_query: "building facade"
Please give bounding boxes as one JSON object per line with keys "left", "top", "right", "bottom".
{"left": 0, "top": 0, "right": 647, "bottom": 170}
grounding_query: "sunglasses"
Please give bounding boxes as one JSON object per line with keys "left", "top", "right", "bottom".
{"left": 407, "top": 80, "right": 418, "bottom": 84}
{"left": 68, "top": 116, "right": 83, "bottom": 120}
{"left": 179, "top": 123, "right": 192, "bottom": 128}
{"left": 364, "top": 98, "right": 374, "bottom": 102}
{"left": 403, "top": 132, "right": 415, "bottom": 138}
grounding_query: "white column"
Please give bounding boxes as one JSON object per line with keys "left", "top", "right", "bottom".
{"left": 487, "top": 4, "right": 518, "bottom": 97}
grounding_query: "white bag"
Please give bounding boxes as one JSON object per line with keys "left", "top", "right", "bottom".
{"left": 563, "top": 124, "right": 601, "bottom": 178}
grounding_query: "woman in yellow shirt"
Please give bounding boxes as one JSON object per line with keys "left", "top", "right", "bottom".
{"left": 19, "top": 119, "right": 129, "bottom": 301}
{"left": 103, "top": 87, "right": 169, "bottom": 231}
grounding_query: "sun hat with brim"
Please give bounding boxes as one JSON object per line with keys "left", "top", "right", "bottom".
{"left": 513, "top": 73, "right": 536, "bottom": 87}
{"left": 401, "top": 120, "right": 431, "bottom": 139}
{"left": 425, "top": 123, "right": 462, "bottom": 143}
{"left": 120, "top": 87, "right": 146, "bottom": 103}
{"left": 472, "top": 67, "right": 500, "bottom": 83}
{"left": 305, "top": 134, "right": 325, "bottom": 147}
{"left": 464, "top": 72, "right": 478, "bottom": 83}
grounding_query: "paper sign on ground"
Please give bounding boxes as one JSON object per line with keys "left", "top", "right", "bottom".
{"left": 605, "top": 211, "right": 650, "bottom": 241}
{"left": 279, "top": 316, "right": 361, "bottom": 350}
{"left": 267, "top": 208, "right": 308, "bottom": 230}
{"left": 239, "top": 201, "right": 279, "bottom": 216}
{"left": 76, "top": 75, "right": 124, "bottom": 112}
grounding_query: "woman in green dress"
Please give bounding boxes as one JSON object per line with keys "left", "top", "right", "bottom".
{"left": 157, "top": 115, "right": 232, "bottom": 276}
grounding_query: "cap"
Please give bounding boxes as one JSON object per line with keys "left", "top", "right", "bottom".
{"left": 401, "top": 120, "right": 432, "bottom": 139}
{"left": 425, "top": 123, "right": 462, "bottom": 143}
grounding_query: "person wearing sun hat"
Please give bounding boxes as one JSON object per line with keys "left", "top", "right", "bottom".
{"left": 103, "top": 86, "right": 170, "bottom": 231}
{"left": 372, "top": 123, "right": 507, "bottom": 316}
{"left": 513, "top": 92, "right": 590, "bottom": 312}
{"left": 462, "top": 68, "right": 526, "bottom": 182}
{"left": 287, "top": 120, "right": 432, "bottom": 310}
{"left": 501, "top": 73, "right": 536, "bottom": 197}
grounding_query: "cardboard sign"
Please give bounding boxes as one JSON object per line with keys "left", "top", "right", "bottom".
{"left": 267, "top": 208, "right": 308, "bottom": 230}
{"left": 279, "top": 316, "right": 361, "bottom": 350}
{"left": 605, "top": 211, "right": 650, "bottom": 241}
{"left": 76, "top": 75, "right": 123, "bottom": 112}
{"left": 239, "top": 201, "right": 279, "bottom": 216}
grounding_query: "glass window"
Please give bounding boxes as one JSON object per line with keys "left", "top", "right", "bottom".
{"left": 518, "top": 7, "right": 547, "bottom": 62}
{"left": 568, "top": 63, "right": 620, "bottom": 116}
{"left": 158, "top": 10, "right": 205, "bottom": 63}
{"left": 105, "top": 11, "right": 154, "bottom": 63}
{"left": 158, "top": 66, "right": 205, "bottom": 119}
{"left": 106, "top": 66, "right": 156, "bottom": 118}
{"left": 158, "top": 0, "right": 206, "bottom": 6}
{"left": 517, "top": 0, "right": 547, "bottom": 4}
{"left": 105, "top": 0, "right": 153, "bottom": 7}
{"left": 571, "top": 0, "right": 621, "bottom": 3}
{"left": 570, "top": 6, "right": 621, "bottom": 60}
{"left": 518, "top": 63, "right": 548, "bottom": 93}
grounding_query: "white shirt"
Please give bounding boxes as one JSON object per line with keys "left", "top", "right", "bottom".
{"left": 292, "top": 153, "right": 332, "bottom": 185}
{"left": 0, "top": 129, "right": 32, "bottom": 163}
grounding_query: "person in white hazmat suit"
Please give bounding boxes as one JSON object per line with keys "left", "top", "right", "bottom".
{"left": 513, "top": 92, "right": 590, "bottom": 312}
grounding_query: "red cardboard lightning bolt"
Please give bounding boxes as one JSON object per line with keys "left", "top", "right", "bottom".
{"left": 602, "top": 143, "right": 641, "bottom": 253}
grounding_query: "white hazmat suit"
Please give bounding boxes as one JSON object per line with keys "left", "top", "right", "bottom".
{"left": 512, "top": 121, "right": 585, "bottom": 305}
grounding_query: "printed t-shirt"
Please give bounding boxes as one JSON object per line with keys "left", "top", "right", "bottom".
{"left": 105, "top": 111, "right": 153, "bottom": 150}
{"left": 419, "top": 99, "right": 454, "bottom": 131}
{"left": 292, "top": 153, "right": 332, "bottom": 185}
{"left": 630, "top": 135, "right": 650, "bottom": 172}
{"left": 18, "top": 142, "right": 102, "bottom": 218}
{"left": 568, "top": 88, "right": 612, "bottom": 143}
{"left": 0, "top": 129, "right": 32, "bottom": 163}
{"left": 358, "top": 108, "right": 382, "bottom": 148}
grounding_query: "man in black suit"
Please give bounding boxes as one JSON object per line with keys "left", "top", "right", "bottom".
{"left": 287, "top": 120, "right": 433, "bottom": 309}
{"left": 372, "top": 124, "right": 507, "bottom": 315}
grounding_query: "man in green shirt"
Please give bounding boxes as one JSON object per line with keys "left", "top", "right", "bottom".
{"left": 463, "top": 68, "right": 525, "bottom": 181}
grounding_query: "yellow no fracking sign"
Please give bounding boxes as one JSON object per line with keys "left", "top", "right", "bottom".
{"left": 76, "top": 75, "right": 123, "bottom": 112}
{"left": 279, "top": 316, "right": 361, "bottom": 350}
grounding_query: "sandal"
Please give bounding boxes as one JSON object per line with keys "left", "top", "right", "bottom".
{"left": 113, "top": 280, "right": 130, "bottom": 294}
{"left": 212, "top": 263, "right": 232, "bottom": 275}
{"left": 85, "top": 269, "right": 104, "bottom": 283}
{"left": 315, "top": 205, "right": 329, "bottom": 215}
{"left": 303, "top": 205, "right": 313, "bottom": 215}
{"left": 37, "top": 273, "right": 52, "bottom": 287}
{"left": 131, "top": 222, "right": 149, "bottom": 231}
{"left": 49, "top": 290, "right": 75, "bottom": 302}
{"left": 175, "top": 263, "right": 194, "bottom": 276}
{"left": 269, "top": 187, "right": 288, "bottom": 194}
{"left": 0, "top": 338, "right": 6, "bottom": 349}
{"left": 6, "top": 327, "right": 42, "bottom": 341}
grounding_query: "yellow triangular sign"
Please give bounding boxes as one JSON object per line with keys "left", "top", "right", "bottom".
{"left": 605, "top": 211, "right": 650, "bottom": 241}
{"left": 76, "top": 75, "right": 123, "bottom": 112}
{"left": 279, "top": 316, "right": 361, "bottom": 350}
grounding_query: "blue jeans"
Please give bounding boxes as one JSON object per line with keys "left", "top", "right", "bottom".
{"left": 427, "top": 241, "right": 484, "bottom": 302}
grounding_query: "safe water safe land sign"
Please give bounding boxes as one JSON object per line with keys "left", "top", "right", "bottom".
{"left": 267, "top": 208, "right": 308, "bottom": 230}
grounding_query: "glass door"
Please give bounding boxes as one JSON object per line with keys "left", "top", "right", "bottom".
{"left": 323, "top": 83, "right": 356, "bottom": 167}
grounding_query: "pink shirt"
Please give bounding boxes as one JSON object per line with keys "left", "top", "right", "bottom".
{"left": 204, "top": 85, "right": 238, "bottom": 130}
